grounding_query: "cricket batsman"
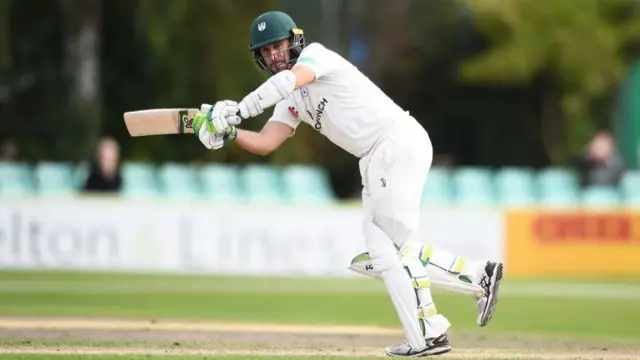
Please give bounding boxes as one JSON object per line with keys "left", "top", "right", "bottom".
{"left": 192, "top": 10, "right": 504, "bottom": 357}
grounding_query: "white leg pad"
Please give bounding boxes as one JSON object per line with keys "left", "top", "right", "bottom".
{"left": 400, "top": 243, "right": 451, "bottom": 338}
{"left": 349, "top": 245, "right": 485, "bottom": 298}
{"left": 364, "top": 221, "right": 427, "bottom": 350}
{"left": 411, "top": 241, "right": 487, "bottom": 297}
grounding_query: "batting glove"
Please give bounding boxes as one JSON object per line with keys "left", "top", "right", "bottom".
{"left": 193, "top": 103, "right": 223, "bottom": 150}
{"left": 206, "top": 101, "right": 239, "bottom": 135}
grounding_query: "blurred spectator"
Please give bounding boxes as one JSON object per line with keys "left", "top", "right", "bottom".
{"left": 0, "top": 139, "right": 19, "bottom": 160}
{"left": 573, "top": 131, "right": 625, "bottom": 188}
{"left": 83, "top": 136, "right": 122, "bottom": 193}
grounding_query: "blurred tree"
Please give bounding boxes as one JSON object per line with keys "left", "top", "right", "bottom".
{"left": 1, "top": 0, "right": 64, "bottom": 161}
{"left": 363, "top": 0, "right": 550, "bottom": 169}
{"left": 3, "top": 0, "right": 102, "bottom": 161}
{"left": 183, "top": 0, "right": 278, "bottom": 165}
{"left": 0, "top": 0, "right": 10, "bottom": 72}
{"left": 101, "top": 0, "right": 193, "bottom": 163}
{"left": 101, "top": 0, "right": 278, "bottom": 164}
{"left": 0, "top": 0, "right": 10, "bottom": 127}
{"left": 59, "top": 0, "right": 102, "bottom": 161}
{"left": 14, "top": 0, "right": 636, "bottom": 196}
{"left": 458, "top": 0, "right": 640, "bottom": 164}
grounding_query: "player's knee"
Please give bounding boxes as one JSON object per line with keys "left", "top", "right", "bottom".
{"left": 362, "top": 214, "right": 420, "bottom": 273}
{"left": 373, "top": 214, "right": 416, "bottom": 248}
{"left": 363, "top": 220, "right": 401, "bottom": 273}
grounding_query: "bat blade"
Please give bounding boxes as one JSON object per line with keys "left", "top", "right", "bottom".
{"left": 123, "top": 108, "right": 199, "bottom": 136}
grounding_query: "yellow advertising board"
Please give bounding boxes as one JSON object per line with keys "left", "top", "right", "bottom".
{"left": 506, "top": 210, "right": 640, "bottom": 276}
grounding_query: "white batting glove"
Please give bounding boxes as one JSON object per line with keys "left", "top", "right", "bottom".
{"left": 207, "top": 100, "right": 240, "bottom": 135}
{"left": 198, "top": 126, "right": 224, "bottom": 150}
{"left": 215, "top": 100, "right": 244, "bottom": 127}
{"left": 193, "top": 103, "right": 227, "bottom": 150}
{"left": 194, "top": 104, "right": 224, "bottom": 150}
{"left": 197, "top": 125, "right": 237, "bottom": 150}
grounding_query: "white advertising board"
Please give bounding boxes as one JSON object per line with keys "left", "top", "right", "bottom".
{"left": 0, "top": 198, "right": 503, "bottom": 276}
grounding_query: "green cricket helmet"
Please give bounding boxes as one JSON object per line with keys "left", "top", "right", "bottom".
{"left": 249, "top": 11, "right": 306, "bottom": 76}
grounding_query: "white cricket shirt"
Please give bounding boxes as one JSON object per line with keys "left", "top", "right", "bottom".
{"left": 268, "top": 42, "right": 413, "bottom": 158}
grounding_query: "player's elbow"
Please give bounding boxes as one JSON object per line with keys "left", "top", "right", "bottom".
{"left": 250, "top": 140, "right": 278, "bottom": 156}
{"left": 254, "top": 145, "right": 275, "bottom": 156}
{"left": 261, "top": 139, "right": 285, "bottom": 156}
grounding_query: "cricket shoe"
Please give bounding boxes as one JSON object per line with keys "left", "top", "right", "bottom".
{"left": 385, "top": 334, "right": 451, "bottom": 357}
{"left": 476, "top": 261, "right": 504, "bottom": 326}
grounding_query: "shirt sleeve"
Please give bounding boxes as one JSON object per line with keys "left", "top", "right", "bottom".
{"left": 267, "top": 100, "right": 302, "bottom": 136}
{"left": 295, "top": 43, "right": 339, "bottom": 79}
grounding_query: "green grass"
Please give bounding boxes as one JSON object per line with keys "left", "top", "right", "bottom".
{"left": 0, "top": 270, "right": 639, "bottom": 340}
{"left": 3, "top": 358, "right": 185, "bottom": 360}
{"left": 0, "top": 357, "right": 387, "bottom": 360}
{"left": 0, "top": 357, "right": 380, "bottom": 360}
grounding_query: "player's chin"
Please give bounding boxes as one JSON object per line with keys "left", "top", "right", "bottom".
{"left": 270, "top": 62, "right": 288, "bottom": 73}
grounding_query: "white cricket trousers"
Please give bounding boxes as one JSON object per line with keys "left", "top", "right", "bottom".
{"left": 359, "top": 116, "right": 432, "bottom": 245}
{"left": 359, "top": 116, "right": 450, "bottom": 349}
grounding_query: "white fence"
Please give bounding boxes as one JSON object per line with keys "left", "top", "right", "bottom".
{"left": 0, "top": 198, "right": 504, "bottom": 276}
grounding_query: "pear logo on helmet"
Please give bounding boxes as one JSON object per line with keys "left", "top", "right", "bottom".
{"left": 249, "top": 11, "right": 307, "bottom": 76}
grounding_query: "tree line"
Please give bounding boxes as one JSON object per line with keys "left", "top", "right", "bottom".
{"left": 0, "top": 0, "right": 638, "bottom": 197}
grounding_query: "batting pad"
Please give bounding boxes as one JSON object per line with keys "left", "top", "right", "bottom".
{"left": 363, "top": 221, "right": 428, "bottom": 349}
{"left": 348, "top": 246, "right": 485, "bottom": 297}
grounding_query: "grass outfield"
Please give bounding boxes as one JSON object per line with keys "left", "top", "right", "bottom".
{"left": 0, "top": 270, "right": 639, "bottom": 339}
{"left": 0, "top": 358, "right": 410, "bottom": 360}
{"left": 0, "top": 270, "right": 639, "bottom": 359}
{"left": 0, "top": 357, "right": 394, "bottom": 360}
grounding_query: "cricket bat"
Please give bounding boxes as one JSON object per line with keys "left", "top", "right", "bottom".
{"left": 123, "top": 108, "right": 198, "bottom": 136}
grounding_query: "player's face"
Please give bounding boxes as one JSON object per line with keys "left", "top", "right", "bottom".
{"left": 259, "top": 39, "right": 292, "bottom": 73}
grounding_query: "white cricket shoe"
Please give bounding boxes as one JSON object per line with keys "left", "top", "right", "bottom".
{"left": 385, "top": 334, "right": 451, "bottom": 357}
